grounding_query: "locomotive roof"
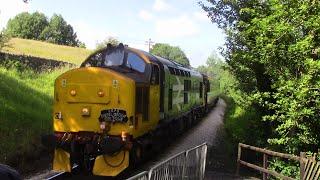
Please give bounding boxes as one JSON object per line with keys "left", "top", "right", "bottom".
{"left": 129, "top": 47, "right": 202, "bottom": 76}
{"left": 94, "top": 44, "right": 203, "bottom": 78}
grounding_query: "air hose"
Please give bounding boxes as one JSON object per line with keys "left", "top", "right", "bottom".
{"left": 102, "top": 150, "right": 126, "bottom": 168}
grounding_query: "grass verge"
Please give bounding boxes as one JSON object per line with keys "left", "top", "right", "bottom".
{"left": 221, "top": 95, "right": 266, "bottom": 147}
{"left": 2, "top": 38, "right": 92, "bottom": 65}
{"left": 0, "top": 65, "right": 68, "bottom": 173}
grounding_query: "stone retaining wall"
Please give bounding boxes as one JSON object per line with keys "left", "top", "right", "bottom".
{"left": 0, "top": 52, "right": 77, "bottom": 71}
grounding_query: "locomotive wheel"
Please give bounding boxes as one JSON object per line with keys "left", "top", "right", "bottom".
{"left": 187, "top": 115, "right": 192, "bottom": 128}
{"left": 153, "top": 129, "right": 164, "bottom": 152}
{"left": 178, "top": 118, "right": 184, "bottom": 134}
{"left": 192, "top": 112, "right": 197, "bottom": 124}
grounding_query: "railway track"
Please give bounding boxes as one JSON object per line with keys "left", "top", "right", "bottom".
{"left": 43, "top": 98, "right": 219, "bottom": 180}
{"left": 45, "top": 165, "right": 79, "bottom": 180}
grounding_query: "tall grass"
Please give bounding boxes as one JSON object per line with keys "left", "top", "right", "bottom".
{"left": 0, "top": 65, "right": 68, "bottom": 167}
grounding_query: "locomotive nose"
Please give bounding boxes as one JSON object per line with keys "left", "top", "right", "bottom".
{"left": 53, "top": 67, "right": 135, "bottom": 133}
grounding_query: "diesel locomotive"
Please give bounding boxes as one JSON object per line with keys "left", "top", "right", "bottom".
{"left": 44, "top": 43, "right": 211, "bottom": 176}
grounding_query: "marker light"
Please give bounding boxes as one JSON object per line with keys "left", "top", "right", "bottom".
{"left": 97, "top": 90, "right": 104, "bottom": 97}
{"left": 121, "top": 131, "right": 128, "bottom": 141}
{"left": 81, "top": 107, "right": 90, "bottom": 116}
{"left": 70, "top": 89, "right": 76, "bottom": 96}
{"left": 100, "top": 121, "right": 106, "bottom": 130}
{"left": 55, "top": 112, "right": 63, "bottom": 120}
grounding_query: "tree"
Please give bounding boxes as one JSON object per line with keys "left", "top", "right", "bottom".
{"left": 197, "top": 51, "right": 223, "bottom": 78}
{"left": 40, "top": 14, "right": 80, "bottom": 47}
{"left": 0, "top": 31, "right": 9, "bottom": 50}
{"left": 150, "top": 43, "right": 190, "bottom": 66}
{"left": 197, "top": 51, "right": 228, "bottom": 93}
{"left": 200, "top": 0, "right": 320, "bottom": 154}
{"left": 5, "top": 12, "right": 48, "bottom": 40}
{"left": 95, "top": 36, "right": 120, "bottom": 50}
{"left": 5, "top": 12, "right": 85, "bottom": 47}
{"left": 77, "top": 41, "right": 86, "bottom": 48}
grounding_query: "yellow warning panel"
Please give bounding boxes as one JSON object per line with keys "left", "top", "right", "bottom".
{"left": 53, "top": 148, "right": 71, "bottom": 172}
{"left": 93, "top": 151, "right": 129, "bottom": 176}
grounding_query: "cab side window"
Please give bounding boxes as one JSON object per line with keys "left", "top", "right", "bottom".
{"left": 82, "top": 51, "right": 104, "bottom": 67}
{"left": 150, "top": 65, "right": 159, "bottom": 85}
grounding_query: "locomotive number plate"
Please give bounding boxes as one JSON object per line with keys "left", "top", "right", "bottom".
{"left": 99, "top": 109, "right": 128, "bottom": 123}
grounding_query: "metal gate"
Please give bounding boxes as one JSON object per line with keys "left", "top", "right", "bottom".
{"left": 127, "top": 143, "right": 207, "bottom": 180}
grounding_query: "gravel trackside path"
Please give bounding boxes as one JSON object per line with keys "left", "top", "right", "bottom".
{"left": 137, "top": 98, "right": 242, "bottom": 179}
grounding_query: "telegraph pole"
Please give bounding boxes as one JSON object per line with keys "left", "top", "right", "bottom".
{"left": 145, "top": 38, "right": 154, "bottom": 52}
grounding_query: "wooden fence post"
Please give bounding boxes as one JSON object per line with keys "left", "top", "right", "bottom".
{"left": 300, "top": 152, "right": 306, "bottom": 180}
{"left": 236, "top": 144, "right": 241, "bottom": 176}
{"left": 263, "top": 153, "right": 268, "bottom": 180}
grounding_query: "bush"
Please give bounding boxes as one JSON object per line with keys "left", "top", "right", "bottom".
{"left": 222, "top": 94, "right": 267, "bottom": 147}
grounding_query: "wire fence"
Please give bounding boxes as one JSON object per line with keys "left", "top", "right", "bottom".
{"left": 127, "top": 143, "right": 207, "bottom": 180}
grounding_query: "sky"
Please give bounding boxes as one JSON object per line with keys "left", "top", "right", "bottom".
{"left": 0, "top": 0, "right": 225, "bottom": 67}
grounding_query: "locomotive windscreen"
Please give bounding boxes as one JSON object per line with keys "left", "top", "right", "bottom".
{"left": 104, "top": 48, "right": 124, "bottom": 66}
{"left": 81, "top": 46, "right": 125, "bottom": 68}
{"left": 81, "top": 46, "right": 146, "bottom": 74}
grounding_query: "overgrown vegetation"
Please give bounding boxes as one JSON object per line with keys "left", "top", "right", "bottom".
{"left": 0, "top": 63, "right": 69, "bottom": 171}
{"left": 2, "top": 38, "right": 91, "bottom": 65}
{"left": 199, "top": 0, "right": 320, "bottom": 177}
{"left": 198, "top": 52, "right": 267, "bottom": 147}
{"left": 151, "top": 43, "right": 190, "bottom": 66}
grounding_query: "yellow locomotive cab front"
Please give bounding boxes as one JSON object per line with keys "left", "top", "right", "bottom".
{"left": 52, "top": 66, "right": 135, "bottom": 176}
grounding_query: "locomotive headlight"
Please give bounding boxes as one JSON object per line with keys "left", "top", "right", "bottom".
{"left": 100, "top": 121, "right": 106, "bottom": 130}
{"left": 70, "top": 89, "right": 77, "bottom": 96}
{"left": 97, "top": 90, "right": 104, "bottom": 97}
{"left": 55, "top": 112, "right": 63, "bottom": 120}
{"left": 81, "top": 107, "right": 90, "bottom": 116}
{"left": 121, "top": 131, "right": 128, "bottom": 141}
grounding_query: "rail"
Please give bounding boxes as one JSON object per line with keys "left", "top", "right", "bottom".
{"left": 127, "top": 143, "right": 207, "bottom": 180}
{"left": 236, "top": 143, "right": 317, "bottom": 180}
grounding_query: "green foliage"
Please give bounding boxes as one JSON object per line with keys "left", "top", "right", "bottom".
{"left": 198, "top": 53, "right": 223, "bottom": 97}
{"left": 5, "top": 12, "right": 48, "bottom": 40}
{"left": 78, "top": 41, "right": 86, "bottom": 48}
{"left": 5, "top": 12, "right": 84, "bottom": 47}
{"left": 263, "top": 60, "right": 320, "bottom": 154}
{"left": 40, "top": 14, "right": 81, "bottom": 47}
{"left": 197, "top": 51, "right": 223, "bottom": 77}
{"left": 198, "top": 51, "right": 267, "bottom": 146}
{"left": 0, "top": 63, "right": 69, "bottom": 166}
{"left": 0, "top": 30, "right": 9, "bottom": 50}
{"left": 223, "top": 95, "right": 267, "bottom": 147}
{"left": 268, "top": 158, "right": 300, "bottom": 179}
{"left": 151, "top": 43, "right": 190, "bottom": 66}
{"left": 201, "top": 0, "right": 320, "bottom": 156}
{"left": 95, "top": 36, "right": 120, "bottom": 50}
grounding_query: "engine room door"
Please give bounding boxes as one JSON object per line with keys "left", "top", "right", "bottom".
{"left": 149, "top": 64, "right": 160, "bottom": 127}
